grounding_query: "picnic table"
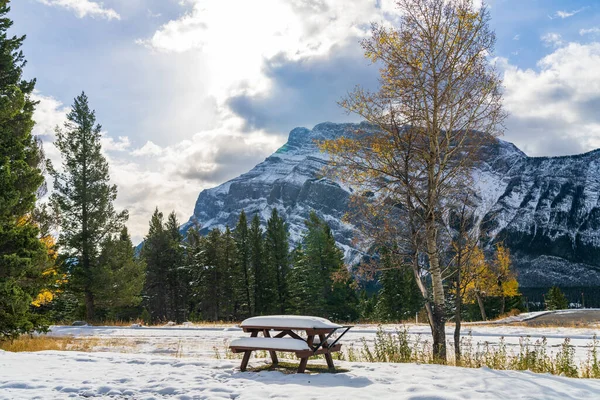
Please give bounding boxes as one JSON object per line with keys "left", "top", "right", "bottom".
{"left": 229, "top": 315, "right": 352, "bottom": 373}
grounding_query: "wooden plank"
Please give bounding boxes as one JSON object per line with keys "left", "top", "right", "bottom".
{"left": 238, "top": 330, "right": 258, "bottom": 371}
{"left": 240, "top": 351, "right": 251, "bottom": 372}
{"left": 274, "top": 330, "right": 304, "bottom": 341}
{"left": 295, "top": 343, "right": 342, "bottom": 358}
{"left": 243, "top": 326, "right": 336, "bottom": 335}
{"left": 297, "top": 335, "right": 315, "bottom": 373}
{"left": 320, "top": 333, "right": 335, "bottom": 370}
{"left": 263, "top": 330, "right": 278, "bottom": 366}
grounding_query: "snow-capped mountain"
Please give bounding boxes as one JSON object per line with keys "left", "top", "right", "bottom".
{"left": 183, "top": 122, "right": 600, "bottom": 287}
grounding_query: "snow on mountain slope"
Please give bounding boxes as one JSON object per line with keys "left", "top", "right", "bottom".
{"left": 183, "top": 122, "right": 600, "bottom": 287}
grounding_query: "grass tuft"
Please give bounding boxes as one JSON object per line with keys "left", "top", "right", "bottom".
{"left": 249, "top": 361, "right": 349, "bottom": 374}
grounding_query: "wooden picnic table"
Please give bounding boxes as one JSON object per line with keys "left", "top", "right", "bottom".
{"left": 229, "top": 316, "right": 351, "bottom": 373}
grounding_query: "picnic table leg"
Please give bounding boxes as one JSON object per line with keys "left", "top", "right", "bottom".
{"left": 319, "top": 334, "right": 335, "bottom": 370}
{"left": 298, "top": 335, "right": 314, "bottom": 373}
{"left": 240, "top": 330, "right": 259, "bottom": 372}
{"left": 263, "top": 330, "right": 279, "bottom": 366}
{"left": 240, "top": 351, "right": 252, "bottom": 372}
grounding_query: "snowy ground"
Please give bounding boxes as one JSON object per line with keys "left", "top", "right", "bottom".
{"left": 2, "top": 321, "right": 600, "bottom": 399}
{"left": 42, "top": 321, "right": 600, "bottom": 363}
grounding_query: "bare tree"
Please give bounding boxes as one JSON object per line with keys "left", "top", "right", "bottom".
{"left": 321, "top": 0, "right": 505, "bottom": 361}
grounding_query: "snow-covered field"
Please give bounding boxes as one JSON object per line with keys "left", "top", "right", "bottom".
{"left": 2, "top": 322, "right": 600, "bottom": 399}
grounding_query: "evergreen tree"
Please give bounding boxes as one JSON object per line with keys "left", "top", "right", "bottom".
{"left": 546, "top": 286, "right": 569, "bottom": 310}
{"left": 375, "top": 248, "right": 423, "bottom": 321}
{"left": 219, "top": 226, "right": 236, "bottom": 319}
{"left": 288, "top": 212, "right": 358, "bottom": 320}
{"left": 49, "top": 92, "right": 127, "bottom": 320}
{"left": 265, "top": 209, "right": 290, "bottom": 313}
{"left": 95, "top": 227, "right": 145, "bottom": 317}
{"left": 249, "top": 214, "right": 274, "bottom": 315}
{"left": 0, "top": 0, "right": 54, "bottom": 339}
{"left": 185, "top": 228, "right": 203, "bottom": 321}
{"left": 286, "top": 245, "right": 311, "bottom": 314}
{"left": 165, "top": 212, "right": 186, "bottom": 322}
{"left": 141, "top": 208, "right": 170, "bottom": 322}
{"left": 233, "top": 211, "right": 252, "bottom": 318}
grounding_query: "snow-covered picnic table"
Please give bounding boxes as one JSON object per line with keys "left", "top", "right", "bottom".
{"left": 229, "top": 315, "right": 351, "bottom": 373}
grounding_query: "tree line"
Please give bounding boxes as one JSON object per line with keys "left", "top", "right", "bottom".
{"left": 141, "top": 208, "right": 359, "bottom": 323}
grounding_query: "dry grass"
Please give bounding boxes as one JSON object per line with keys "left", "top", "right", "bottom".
{"left": 0, "top": 336, "right": 139, "bottom": 353}
{"left": 249, "top": 361, "right": 349, "bottom": 374}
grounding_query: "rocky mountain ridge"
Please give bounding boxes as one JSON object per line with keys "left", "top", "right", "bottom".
{"left": 182, "top": 122, "right": 600, "bottom": 287}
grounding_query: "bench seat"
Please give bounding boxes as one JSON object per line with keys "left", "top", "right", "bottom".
{"left": 230, "top": 337, "right": 311, "bottom": 352}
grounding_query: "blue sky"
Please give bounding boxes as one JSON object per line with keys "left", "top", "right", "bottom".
{"left": 11, "top": 0, "right": 600, "bottom": 242}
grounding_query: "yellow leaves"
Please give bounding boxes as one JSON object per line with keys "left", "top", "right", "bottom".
{"left": 31, "top": 290, "right": 54, "bottom": 307}
{"left": 461, "top": 243, "right": 519, "bottom": 304}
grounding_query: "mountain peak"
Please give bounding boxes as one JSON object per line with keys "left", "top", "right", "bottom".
{"left": 184, "top": 122, "right": 600, "bottom": 288}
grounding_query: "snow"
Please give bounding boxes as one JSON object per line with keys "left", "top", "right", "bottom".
{"left": 44, "top": 322, "right": 600, "bottom": 365}
{"left": 2, "top": 350, "right": 600, "bottom": 399}
{"left": 240, "top": 315, "right": 343, "bottom": 329}
{"left": 229, "top": 337, "right": 310, "bottom": 351}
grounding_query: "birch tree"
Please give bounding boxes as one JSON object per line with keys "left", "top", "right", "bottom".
{"left": 321, "top": 0, "right": 505, "bottom": 361}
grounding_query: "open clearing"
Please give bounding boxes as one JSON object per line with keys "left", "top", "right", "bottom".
{"left": 1, "top": 316, "right": 600, "bottom": 399}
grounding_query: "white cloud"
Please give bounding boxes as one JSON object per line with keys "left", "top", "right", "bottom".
{"left": 541, "top": 32, "right": 564, "bottom": 48}
{"left": 513, "top": 34, "right": 520, "bottom": 41}
{"left": 113, "top": 113, "right": 283, "bottom": 243}
{"left": 137, "top": 0, "right": 398, "bottom": 103}
{"left": 580, "top": 27, "right": 600, "bottom": 36}
{"left": 37, "top": 0, "right": 121, "bottom": 20}
{"left": 132, "top": 141, "right": 162, "bottom": 157}
{"left": 551, "top": 8, "right": 585, "bottom": 19}
{"left": 101, "top": 135, "right": 131, "bottom": 152}
{"left": 500, "top": 42, "right": 600, "bottom": 156}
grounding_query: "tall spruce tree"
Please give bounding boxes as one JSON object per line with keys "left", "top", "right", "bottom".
{"left": 141, "top": 208, "right": 170, "bottom": 322}
{"left": 219, "top": 226, "right": 236, "bottom": 319}
{"left": 249, "top": 214, "right": 271, "bottom": 315}
{"left": 375, "top": 248, "right": 423, "bottom": 321}
{"left": 265, "top": 209, "right": 290, "bottom": 313}
{"left": 289, "top": 212, "right": 358, "bottom": 320}
{"left": 165, "top": 212, "right": 186, "bottom": 322}
{"left": 0, "top": 0, "right": 52, "bottom": 339}
{"left": 286, "top": 245, "right": 311, "bottom": 314}
{"left": 233, "top": 211, "right": 252, "bottom": 318}
{"left": 49, "top": 92, "right": 128, "bottom": 320}
{"left": 95, "top": 227, "right": 145, "bottom": 317}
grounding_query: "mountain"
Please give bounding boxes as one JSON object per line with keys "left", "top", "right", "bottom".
{"left": 182, "top": 122, "right": 600, "bottom": 287}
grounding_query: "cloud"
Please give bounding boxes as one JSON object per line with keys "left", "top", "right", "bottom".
{"left": 137, "top": 0, "right": 399, "bottom": 104}
{"left": 37, "top": 0, "right": 121, "bottom": 20}
{"left": 541, "top": 33, "right": 564, "bottom": 47}
{"left": 500, "top": 42, "right": 600, "bottom": 156}
{"left": 550, "top": 8, "right": 586, "bottom": 19}
{"left": 110, "top": 113, "right": 283, "bottom": 243}
{"left": 227, "top": 46, "right": 378, "bottom": 133}
{"left": 580, "top": 27, "right": 600, "bottom": 36}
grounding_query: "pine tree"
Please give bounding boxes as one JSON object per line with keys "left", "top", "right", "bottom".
{"left": 233, "top": 211, "right": 252, "bottom": 318}
{"left": 219, "top": 226, "right": 236, "bottom": 319}
{"left": 141, "top": 208, "right": 170, "bottom": 322}
{"left": 249, "top": 214, "right": 273, "bottom": 315}
{"left": 286, "top": 245, "right": 311, "bottom": 314}
{"left": 375, "top": 248, "right": 423, "bottom": 321}
{"left": 0, "top": 0, "right": 54, "bottom": 340}
{"left": 49, "top": 92, "right": 128, "bottom": 320}
{"left": 164, "top": 212, "right": 186, "bottom": 322}
{"left": 185, "top": 228, "right": 203, "bottom": 321}
{"left": 291, "top": 212, "right": 358, "bottom": 320}
{"left": 546, "top": 286, "right": 568, "bottom": 311}
{"left": 265, "top": 209, "right": 290, "bottom": 313}
{"left": 95, "top": 227, "right": 145, "bottom": 317}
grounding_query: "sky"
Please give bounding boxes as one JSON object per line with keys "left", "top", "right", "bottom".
{"left": 10, "top": 0, "right": 600, "bottom": 243}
